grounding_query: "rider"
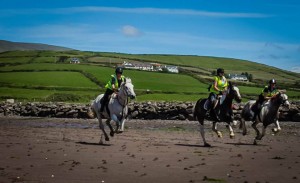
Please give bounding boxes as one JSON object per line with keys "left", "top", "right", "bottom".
{"left": 252, "top": 78, "right": 279, "bottom": 120}
{"left": 100, "top": 67, "right": 126, "bottom": 113}
{"left": 205, "top": 68, "right": 228, "bottom": 121}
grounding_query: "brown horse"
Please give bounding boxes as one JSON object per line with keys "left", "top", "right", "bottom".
{"left": 194, "top": 82, "right": 242, "bottom": 147}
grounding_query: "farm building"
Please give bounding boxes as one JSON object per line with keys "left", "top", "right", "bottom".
{"left": 228, "top": 74, "right": 248, "bottom": 82}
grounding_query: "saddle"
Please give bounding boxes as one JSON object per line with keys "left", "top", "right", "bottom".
{"left": 100, "top": 94, "right": 117, "bottom": 115}
{"left": 204, "top": 94, "right": 225, "bottom": 111}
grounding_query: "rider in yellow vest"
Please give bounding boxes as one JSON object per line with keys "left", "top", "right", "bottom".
{"left": 205, "top": 68, "right": 228, "bottom": 121}
{"left": 252, "top": 78, "right": 278, "bottom": 120}
{"left": 100, "top": 67, "right": 126, "bottom": 113}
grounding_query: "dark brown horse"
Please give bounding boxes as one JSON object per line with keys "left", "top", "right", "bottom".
{"left": 194, "top": 82, "right": 242, "bottom": 147}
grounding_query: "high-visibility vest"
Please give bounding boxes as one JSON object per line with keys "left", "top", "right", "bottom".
{"left": 210, "top": 76, "right": 228, "bottom": 93}
{"left": 261, "top": 86, "right": 278, "bottom": 97}
{"left": 105, "top": 75, "right": 125, "bottom": 90}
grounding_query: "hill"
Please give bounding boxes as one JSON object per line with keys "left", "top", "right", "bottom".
{"left": 0, "top": 49, "right": 299, "bottom": 102}
{"left": 0, "top": 40, "right": 73, "bottom": 53}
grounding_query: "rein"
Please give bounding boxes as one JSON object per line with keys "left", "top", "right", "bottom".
{"left": 116, "top": 84, "right": 129, "bottom": 107}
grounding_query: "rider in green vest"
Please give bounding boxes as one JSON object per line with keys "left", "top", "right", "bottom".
{"left": 252, "top": 78, "right": 278, "bottom": 120}
{"left": 205, "top": 68, "right": 228, "bottom": 121}
{"left": 100, "top": 67, "right": 126, "bottom": 113}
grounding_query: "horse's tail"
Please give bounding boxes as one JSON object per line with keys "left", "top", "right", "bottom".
{"left": 193, "top": 99, "right": 202, "bottom": 121}
{"left": 87, "top": 100, "right": 96, "bottom": 119}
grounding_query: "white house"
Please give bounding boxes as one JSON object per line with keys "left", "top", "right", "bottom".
{"left": 121, "top": 61, "right": 178, "bottom": 73}
{"left": 228, "top": 74, "right": 248, "bottom": 82}
{"left": 70, "top": 57, "right": 80, "bottom": 64}
{"left": 122, "top": 61, "right": 154, "bottom": 71}
{"left": 164, "top": 65, "right": 179, "bottom": 73}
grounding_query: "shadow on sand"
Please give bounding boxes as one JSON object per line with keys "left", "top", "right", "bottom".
{"left": 76, "top": 141, "right": 111, "bottom": 146}
{"left": 175, "top": 143, "right": 214, "bottom": 148}
{"left": 225, "top": 142, "right": 268, "bottom": 146}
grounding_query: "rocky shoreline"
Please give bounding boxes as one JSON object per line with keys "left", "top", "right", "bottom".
{"left": 1, "top": 101, "right": 300, "bottom": 122}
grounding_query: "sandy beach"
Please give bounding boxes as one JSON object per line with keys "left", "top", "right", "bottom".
{"left": 0, "top": 116, "right": 299, "bottom": 183}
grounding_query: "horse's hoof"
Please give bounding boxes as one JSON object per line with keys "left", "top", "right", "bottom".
{"left": 105, "top": 137, "right": 110, "bottom": 141}
{"left": 217, "top": 132, "right": 223, "bottom": 138}
{"left": 230, "top": 134, "right": 235, "bottom": 139}
{"left": 253, "top": 140, "right": 258, "bottom": 145}
{"left": 117, "top": 130, "right": 123, "bottom": 134}
{"left": 272, "top": 128, "right": 281, "bottom": 133}
{"left": 110, "top": 131, "right": 114, "bottom": 137}
{"left": 242, "top": 131, "right": 247, "bottom": 136}
{"left": 255, "top": 136, "right": 262, "bottom": 140}
{"left": 204, "top": 143, "right": 211, "bottom": 147}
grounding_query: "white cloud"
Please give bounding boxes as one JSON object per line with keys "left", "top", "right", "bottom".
{"left": 121, "top": 25, "right": 142, "bottom": 37}
{"left": 0, "top": 6, "right": 271, "bottom": 18}
{"left": 291, "top": 66, "right": 300, "bottom": 73}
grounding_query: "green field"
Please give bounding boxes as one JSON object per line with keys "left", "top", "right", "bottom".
{"left": 0, "top": 50, "right": 299, "bottom": 103}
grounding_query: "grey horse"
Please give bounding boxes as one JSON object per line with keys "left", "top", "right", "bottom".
{"left": 240, "top": 92, "right": 290, "bottom": 145}
{"left": 88, "top": 78, "right": 136, "bottom": 144}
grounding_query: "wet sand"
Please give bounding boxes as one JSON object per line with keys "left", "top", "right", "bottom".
{"left": 0, "top": 116, "right": 299, "bottom": 183}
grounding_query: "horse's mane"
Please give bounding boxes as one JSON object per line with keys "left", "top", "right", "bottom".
{"left": 120, "top": 78, "right": 132, "bottom": 87}
{"left": 125, "top": 77, "right": 132, "bottom": 83}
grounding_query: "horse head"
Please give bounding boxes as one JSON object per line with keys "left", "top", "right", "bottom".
{"left": 273, "top": 92, "right": 290, "bottom": 108}
{"left": 120, "top": 78, "right": 136, "bottom": 99}
{"left": 227, "top": 82, "right": 242, "bottom": 103}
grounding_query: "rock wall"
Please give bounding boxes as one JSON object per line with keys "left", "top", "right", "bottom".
{"left": 1, "top": 101, "right": 300, "bottom": 122}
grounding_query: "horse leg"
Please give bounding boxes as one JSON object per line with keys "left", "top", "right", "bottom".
{"left": 272, "top": 120, "right": 281, "bottom": 134}
{"left": 240, "top": 118, "right": 247, "bottom": 136}
{"left": 226, "top": 123, "right": 235, "bottom": 139}
{"left": 212, "top": 122, "right": 222, "bottom": 138}
{"left": 111, "top": 114, "right": 122, "bottom": 133}
{"left": 97, "top": 114, "right": 110, "bottom": 143}
{"left": 119, "top": 118, "right": 126, "bottom": 133}
{"left": 258, "top": 125, "right": 267, "bottom": 140}
{"left": 198, "top": 121, "right": 211, "bottom": 147}
{"left": 252, "top": 121, "right": 260, "bottom": 145}
{"left": 105, "top": 119, "right": 115, "bottom": 137}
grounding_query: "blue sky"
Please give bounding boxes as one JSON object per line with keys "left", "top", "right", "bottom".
{"left": 1, "top": 0, "right": 300, "bottom": 72}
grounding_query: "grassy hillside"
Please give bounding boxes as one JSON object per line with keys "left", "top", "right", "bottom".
{"left": 0, "top": 40, "right": 72, "bottom": 52}
{"left": 0, "top": 50, "right": 299, "bottom": 103}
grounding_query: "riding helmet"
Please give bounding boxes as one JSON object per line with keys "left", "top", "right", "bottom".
{"left": 269, "top": 78, "right": 276, "bottom": 84}
{"left": 217, "top": 68, "right": 224, "bottom": 74}
{"left": 115, "top": 67, "right": 123, "bottom": 74}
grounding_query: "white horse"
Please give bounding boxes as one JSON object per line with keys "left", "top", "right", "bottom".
{"left": 240, "top": 92, "right": 290, "bottom": 145}
{"left": 88, "top": 78, "right": 136, "bottom": 144}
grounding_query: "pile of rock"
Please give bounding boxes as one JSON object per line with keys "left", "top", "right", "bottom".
{"left": 1, "top": 101, "right": 300, "bottom": 122}
{"left": 0, "top": 102, "right": 90, "bottom": 118}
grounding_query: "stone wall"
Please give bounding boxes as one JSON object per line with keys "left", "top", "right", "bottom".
{"left": 1, "top": 101, "right": 300, "bottom": 122}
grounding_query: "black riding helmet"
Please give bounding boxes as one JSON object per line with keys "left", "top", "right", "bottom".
{"left": 115, "top": 67, "right": 123, "bottom": 74}
{"left": 217, "top": 68, "right": 224, "bottom": 75}
{"left": 269, "top": 78, "right": 276, "bottom": 84}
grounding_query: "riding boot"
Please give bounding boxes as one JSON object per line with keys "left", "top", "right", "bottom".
{"left": 100, "top": 96, "right": 108, "bottom": 113}
{"left": 100, "top": 101, "right": 105, "bottom": 113}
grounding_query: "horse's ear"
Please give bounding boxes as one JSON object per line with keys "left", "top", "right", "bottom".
{"left": 279, "top": 89, "right": 286, "bottom": 94}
